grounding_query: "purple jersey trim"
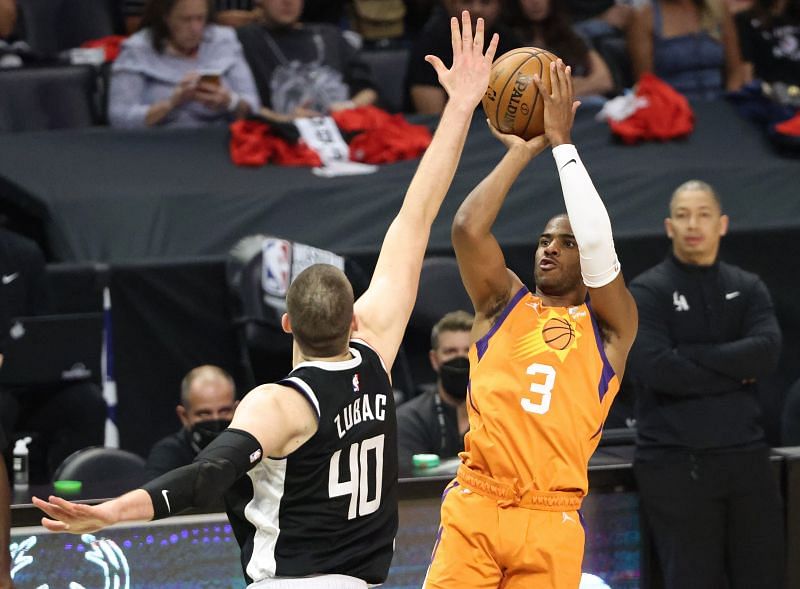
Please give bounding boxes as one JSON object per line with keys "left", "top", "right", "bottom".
{"left": 585, "top": 298, "right": 616, "bottom": 402}
{"left": 475, "top": 286, "right": 529, "bottom": 361}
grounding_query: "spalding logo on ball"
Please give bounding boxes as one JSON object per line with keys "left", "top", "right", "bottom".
{"left": 482, "top": 47, "right": 559, "bottom": 140}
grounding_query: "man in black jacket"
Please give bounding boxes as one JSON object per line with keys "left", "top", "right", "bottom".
{"left": 628, "top": 180, "right": 784, "bottom": 589}
{"left": 0, "top": 228, "right": 106, "bottom": 484}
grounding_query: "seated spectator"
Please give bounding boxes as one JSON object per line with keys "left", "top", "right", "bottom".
{"left": 627, "top": 0, "right": 745, "bottom": 100}
{"left": 784, "top": 377, "right": 800, "bottom": 446}
{"left": 123, "top": 0, "right": 260, "bottom": 33}
{"left": 110, "top": 0, "right": 260, "bottom": 128}
{"left": 0, "top": 228, "right": 106, "bottom": 484}
{"left": 736, "top": 0, "right": 800, "bottom": 86}
{"left": 397, "top": 311, "right": 472, "bottom": 476}
{"left": 408, "top": 0, "right": 520, "bottom": 113}
{"left": 237, "top": 0, "right": 378, "bottom": 123}
{"left": 145, "top": 365, "right": 237, "bottom": 479}
{"left": 504, "top": 0, "right": 615, "bottom": 98}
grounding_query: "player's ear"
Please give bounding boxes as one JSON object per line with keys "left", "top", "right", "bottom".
{"left": 350, "top": 313, "right": 359, "bottom": 333}
{"left": 281, "top": 313, "right": 292, "bottom": 334}
{"left": 664, "top": 217, "right": 674, "bottom": 239}
{"left": 719, "top": 214, "right": 729, "bottom": 237}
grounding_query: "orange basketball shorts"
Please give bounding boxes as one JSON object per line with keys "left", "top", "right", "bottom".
{"left": 423, "top": 481, "right": 585, "bottom": 589}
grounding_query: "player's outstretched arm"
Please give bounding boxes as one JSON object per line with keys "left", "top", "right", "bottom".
{"left": 534, "top": 60, "right": 637, "bottom": 376}
{"left": 33, "top": 383, "right": 316, "bottom": 534}
{"left": 353, "top": 11, "right": 498, "bottom": 368}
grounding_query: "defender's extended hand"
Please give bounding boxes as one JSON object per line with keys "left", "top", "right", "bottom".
{"left": 425, "top": 11, "right": 499, "bottom": 110}
{"left": 32, "top": 495, "right": 116, "bottom": 534}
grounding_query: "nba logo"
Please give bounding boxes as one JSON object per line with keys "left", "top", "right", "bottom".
{"left": 352, "top": 374, "right": 360, "bottom": 392}
{"left": 262, "top": 238, "right": 292, "bottom": 297}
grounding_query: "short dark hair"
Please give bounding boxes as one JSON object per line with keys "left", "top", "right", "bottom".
{"left": 286, "top": 264, "right": 354, "bottom": 357}
{"left": 431, "top": 310, "right": 474, "bottom": 350}
{"left": 180, "top": 365, "right": 235, "bottom": 407}
{"left": 141, "top": 0, "right": 215, "bottom": 53}
{"left": 670, "top": 179, "right": 723, "bottom": 213}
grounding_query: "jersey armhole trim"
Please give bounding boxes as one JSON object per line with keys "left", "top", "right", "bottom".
{"left": 350, "top": 337, "right": 390, "bottom": 377}
{"left": 585, "top": 299, "right": 616, "bottom": 402}
{"left": 278, "top": 376, "right": 322, "bottom": 420}
{"left": 475, "top": 286, "right": 529, "bottom": 361}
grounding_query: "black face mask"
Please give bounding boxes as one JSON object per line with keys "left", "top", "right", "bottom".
{"left": 438, "top": 356, "right": 470, "bottom": 401}
{"left": 189, "top": 418, "right": 231, "bottom": 451}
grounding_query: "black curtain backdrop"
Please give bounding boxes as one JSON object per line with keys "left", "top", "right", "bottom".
{"left": 42, "top": 228, "right": 796, "bottom": 459}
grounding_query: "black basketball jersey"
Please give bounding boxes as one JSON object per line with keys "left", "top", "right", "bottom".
{"left": 225, "top": 340, "right": 399, "bottom": 585}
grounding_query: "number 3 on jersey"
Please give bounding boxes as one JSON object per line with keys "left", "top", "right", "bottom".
{"left": 329, "top": 434, "right": 384, "bottom": 520}
{"left": 522, "top": 363, "right": 556, "bottom": 415}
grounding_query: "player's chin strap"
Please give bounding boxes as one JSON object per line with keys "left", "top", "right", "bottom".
{"left": 552, "top": 144, "right": 621, "bottom": 289}
{"left": 141, "top": 428, "right": 263, "bottom": 520}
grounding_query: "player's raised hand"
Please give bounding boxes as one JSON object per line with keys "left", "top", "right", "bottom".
{"left": 486, "top": 118, "right": 550, "bottom": 159}
{"left": 425, "top": 10, "right": 499, "bottom": 110}
{"left": 532, "top": 59, "right": 581, "bottom": 147}
{"left": 32, "top": 495, "right": 117, "bottom": 534}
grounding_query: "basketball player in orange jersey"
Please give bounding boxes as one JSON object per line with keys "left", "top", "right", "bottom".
{"left": 423, "top": 60, "right": 639, "bottom": 589}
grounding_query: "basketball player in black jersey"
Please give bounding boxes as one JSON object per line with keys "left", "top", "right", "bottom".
{"left": 32, "top": 11, "right": 499, "bottom": 589}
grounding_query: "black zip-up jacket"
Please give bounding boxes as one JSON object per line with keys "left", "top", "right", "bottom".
{"left": 628, "top": 254, "right": 781, "bottom": 459}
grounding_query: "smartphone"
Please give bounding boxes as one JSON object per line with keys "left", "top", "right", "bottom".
{"left": 197, "top": 70, "right": 222, "bottom": 87}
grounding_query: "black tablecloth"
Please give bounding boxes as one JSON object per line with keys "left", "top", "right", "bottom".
{"left": 1, "top": 101, "right": 798, "bottom": 264}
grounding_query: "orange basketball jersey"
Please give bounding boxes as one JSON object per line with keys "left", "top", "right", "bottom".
{"left": 461, "top": 286, "right": 619, "bottom": 501}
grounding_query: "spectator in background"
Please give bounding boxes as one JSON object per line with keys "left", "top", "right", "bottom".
{"left": 145, "top": 365, "right": 237, "bottom": 479}
{"left": 736, "top": 0, "right": 800, "bottom": 86}
{"left": 0, "top": 228, "right": 106, "bottom": 484}
{"left": 123, "top": 0, "right": 260, "bottom": 32}
{"left": 503, "top": 0, "right": 616, "bottom": 98}
{"left": 408, "top": 0, "right": 520, "bottom": 113}
{"left": 110, "top": 0, "right": 260, "bottom": 128}
{"left": 627, "top": 0, "right": 745, "bottom": 100}
{"left": 628, "top": 180, "right": 784, "bottom": 588}
{"left": 237, "top": 0, "right": 378, "bottom": 122}
{"left": 397, "top": 310, "right": 472, "bottom": 475}
{"left": 0, "top": 0, "right": 15, "bottom": 39}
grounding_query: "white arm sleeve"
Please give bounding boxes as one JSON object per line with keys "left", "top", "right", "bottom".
{"left": 552, "top": 144, "right": 620, "bottom": 288}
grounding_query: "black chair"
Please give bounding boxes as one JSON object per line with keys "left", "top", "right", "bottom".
{"left": 226, "top": 235, "right": 416, "bottom": 400}
{"left": 55, "top": 0, "right": 123, "bottom": 52}
{"left": 403, "top": 256, "right": 472, "bottom": 389}
{"left": 52, "top": 446, "right": 147, "bottom": 486}
{"left": 17, "top": 0, "right": 122, "bottom": 57}
{"left": 0, "top": 65, "right": 100, "bottom": 132}
{"left": 361, "top": 47, "right": 410, "bottom": 113}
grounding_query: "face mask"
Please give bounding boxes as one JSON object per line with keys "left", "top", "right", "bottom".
{"left": 189, "top": 418, "right": 231, "bottom": 451}
{"left": 438, "top": 356, "right": 470, "bottom": 401}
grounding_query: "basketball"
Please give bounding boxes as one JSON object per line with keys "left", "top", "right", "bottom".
{"left": 542, "top": 317, "right": 574, "bottom": 350}
{"left": 482, "top": 47, "right": 559, "bottom": 140}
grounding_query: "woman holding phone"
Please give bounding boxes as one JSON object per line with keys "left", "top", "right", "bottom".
{"left": 109, "top": 0, "right": 260, "bottom": 128}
